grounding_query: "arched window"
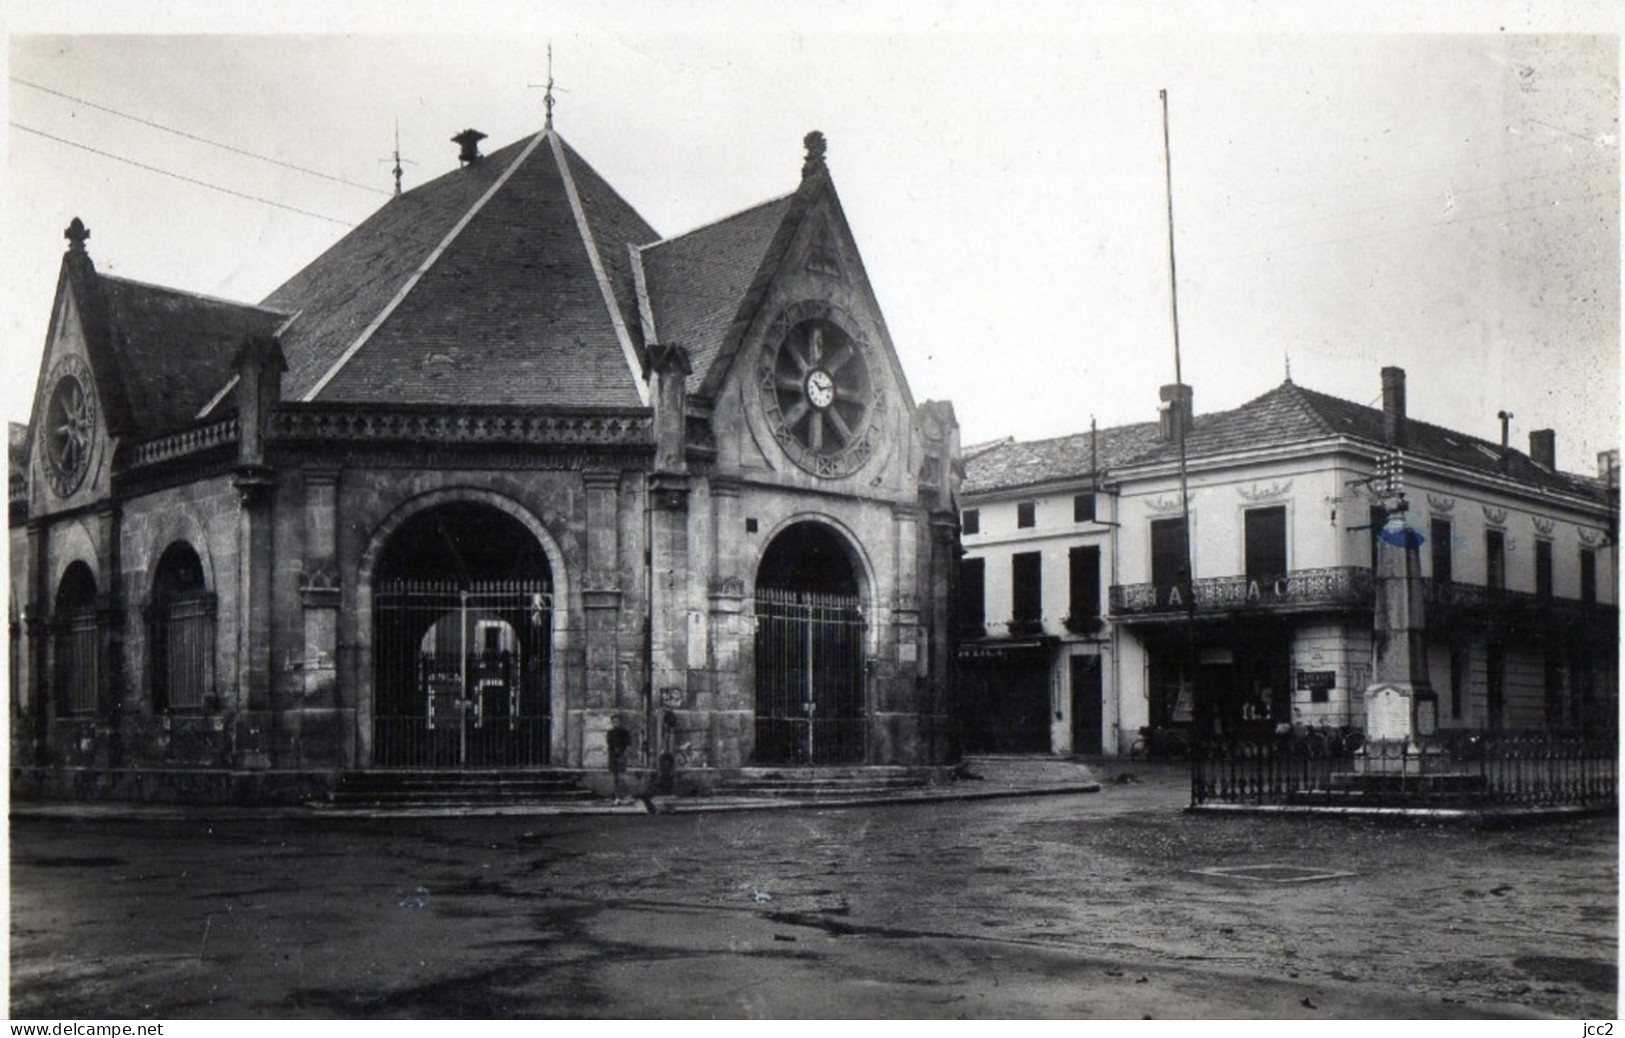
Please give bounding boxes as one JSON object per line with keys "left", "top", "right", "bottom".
{"left": 150, "top": 542, "right": 215, "bottom": 712}
{"left": 53, "top": 562, "right": 99, "bottom": 715}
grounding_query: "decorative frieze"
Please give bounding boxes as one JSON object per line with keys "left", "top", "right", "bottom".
{"left": 271, "top": 408, "right": 653, "bottom": 448}
{"left": 1237, "top": 480, "right": 1293, "bottom": 502}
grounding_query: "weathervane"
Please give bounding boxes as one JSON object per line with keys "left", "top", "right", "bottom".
{"left": 381, "top": 119, "right": 415, "bottom": 197}
{"left": 529, "top": 43, "right": 560, "bottom": 128}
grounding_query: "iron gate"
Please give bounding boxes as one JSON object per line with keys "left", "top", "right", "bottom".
{"left": 753, "top": 588, "right": 866, "bottom": 765}
{"left": 373, "top": 579, "right": 551, "bottom": 767}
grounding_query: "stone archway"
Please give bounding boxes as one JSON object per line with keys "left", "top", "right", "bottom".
{"left": 752, "top": 521, "right": 868, "bottom": 765}
{"left": 368, "top": 500, "right": 556, "bottom": 767}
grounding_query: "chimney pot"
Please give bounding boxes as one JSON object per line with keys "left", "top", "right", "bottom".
{"left": 1529, "top": 429, "right": 1556, "bottom": 469}
{"left": 1380, "top": 366, "right": 1407, "bottom": 448}
{"left": 452, "top": 128, "right": 488, "bottom": 167}
{"left": 1158, "top": 383, "right": 1194, "bottom": 443}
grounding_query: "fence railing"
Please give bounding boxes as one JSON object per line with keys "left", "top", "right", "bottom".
{"left": 1190, "top": 729, "right": 1616, "bottom": 810}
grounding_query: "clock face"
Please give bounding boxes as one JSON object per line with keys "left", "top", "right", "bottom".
{"left": 41, "top": 357, "right": 97, "bottom": 498}
{"left": 757, "top": 304, "right": 884, "bottom": 478}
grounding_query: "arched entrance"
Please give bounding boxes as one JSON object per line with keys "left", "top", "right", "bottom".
{"left": 150, "top": 542, "right": 215, "bottom": 713}
{"left": 371, "top": 501, "right": 553, "bottom": 767}
{"left": 53, "top": 561, "right": 99, "bottom": 717}
{"left": 753, "top": 521, "right": 867, "bottom": 765}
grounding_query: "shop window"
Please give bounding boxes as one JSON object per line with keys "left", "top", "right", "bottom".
{"left": 1534, "top": 539, "right": 1553, "bottom": 599}
{"left": 53, "top": 561, "right": 99, "bottom": 716}
{"left": 961, "top": 508, "right": 980, "bottom": 535}
{"left": 1016, "top": 502, "right": 1037, "bottom": 529}
{"left": 1244, "top": 506, "right": 1287, "bottom": 585}
{"left": 958, "top": 557, "right": 986, "bottom": 634}
{"left": 1449, "top": 646, "right": 1467, "bottom": 721}
{"left": 1486, "top": 644, "right": 1506, "bottom": 730}
{"left": 1073, "top": 493, "right": 1096, "bottom": 523}
{"left": 1430, "top": 518, "right": 1452, "bottom": 583}
{"left": 1068, "top": 546, "right": 1101, "bottom": 624}
{"left": 1485, "top": 529, "right": 1506, "bottom": 590}
{"left": 1011, "top": 551, "right": 1042, "bottom": 628}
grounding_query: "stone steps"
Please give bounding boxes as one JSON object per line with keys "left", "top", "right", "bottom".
{"left": 322, "top": 768, "right": 592, "bottom": 808}
{"left": 717, "top": 767, "right": 934, "bottom": 799}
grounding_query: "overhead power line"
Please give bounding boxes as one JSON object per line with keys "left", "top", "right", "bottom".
{"left": 11, "top": 123, "right": 358, "bottom": 228}
{"left": 11, "top": 76, "right": 392, "bottom": 197}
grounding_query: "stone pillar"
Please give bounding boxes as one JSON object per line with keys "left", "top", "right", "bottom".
{"left": 580, "top": 470, "right": 624, "bottom": 769}
{"left": 94, "top": 502, "right": 124, "bottom": 768}
{"left": 706, "top": 478, "right": 750, "bottom": 767}
{"left": 1363, "top": 492, "right": 1435, "bottom": 762}
{"left": 295, "top": 466, "right": 342, "bottom": 766}
{"left": 25, "top": 520, "right": 50, "bottom": 759}
{"left": 648, "top": 472, "right": 690, "bottom": 746}
{"left": 232, "top": 334, "right": 284, "bottom": 768}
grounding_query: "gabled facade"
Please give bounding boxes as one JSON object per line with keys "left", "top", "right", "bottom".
{"left": 960, "top": 368, "right": 1617, "bottom": 756}
{"left": 11, "top": 124, "right": 961, "bottom": 801}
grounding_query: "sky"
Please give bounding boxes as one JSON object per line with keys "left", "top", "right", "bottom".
{"left": 2, "top": 2, "right": 1620, "bottom": 474}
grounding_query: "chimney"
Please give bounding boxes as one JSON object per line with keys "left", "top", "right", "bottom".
{"left": 1380, "top": 366, "right": 1407, "bottom": 448}
{"left": 1158, "top": 383, "right": 1193, "bottom": 443}
{"left": 452, "top": 128, "right": 487, "bottom": 167}
{"left": 1529, "top": 429, "right": 1556, "bottom": 469}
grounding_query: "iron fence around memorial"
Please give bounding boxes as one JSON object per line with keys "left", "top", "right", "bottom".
{"left": 1190, "top": 729, "right": 1617, "bottom": 810}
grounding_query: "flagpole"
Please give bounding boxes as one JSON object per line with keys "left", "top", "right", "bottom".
{"left": 1160, "top": 89, "right": 1200, "bottom": 734}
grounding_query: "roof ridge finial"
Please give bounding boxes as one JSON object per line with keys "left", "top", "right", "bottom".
{"left": 1285, "top": 351, "right": 1292, "bottom": 383}
{"left": 381, "top": 119, "right": 416, "bottom": 197}
{"left": 545, "top": 42, "right": 556, "bottom": 128}
{"left": 802, "top": 130, "right": 827, "bottom": 179}
{"left": 65, "top": 217, "right": 90, "bottom": 253}
{"left": 529, "top": 43, "right": 563, "bottom": 130}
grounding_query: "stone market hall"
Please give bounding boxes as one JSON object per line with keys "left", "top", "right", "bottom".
{"left": 10, "top": 119, "right": 962, "bottom": 801}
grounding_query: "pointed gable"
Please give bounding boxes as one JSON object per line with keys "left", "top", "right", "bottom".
{"left": 265, "top": 130, "right": 656, "bottom": 409}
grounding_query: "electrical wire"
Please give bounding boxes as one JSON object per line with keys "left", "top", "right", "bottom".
{"left": 12, "top": 123, "right": 360, "bottom": 228}
{"left": 11, "top": 76, "right": 392, "bottom": 196}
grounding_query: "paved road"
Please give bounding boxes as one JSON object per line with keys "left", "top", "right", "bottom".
{"left": 10, "top": 760, "right": 1617, "bottom": 1019}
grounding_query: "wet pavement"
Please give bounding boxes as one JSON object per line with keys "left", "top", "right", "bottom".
{"left": 10, "top": 757, "right": 1617, "bottom": 1019}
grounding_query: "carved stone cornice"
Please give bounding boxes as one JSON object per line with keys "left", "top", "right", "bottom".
{"left": 270, "top": 407, "right": 653, "bottom": 450}
{"left": 582, "top": 470, "right": 622, "bottom": 491}
{"left": 129, "top": 417, "right": 238, "bottom": 468}
{"left": 709, "top": 576, "right": 747, "bottom": 599}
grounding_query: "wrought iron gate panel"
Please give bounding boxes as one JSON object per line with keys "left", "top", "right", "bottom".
{"left": 373, "top": 579, "right": 551, "bottom": 767}
{"left": 753, "top": 588, "right": 865, "bottom": 765}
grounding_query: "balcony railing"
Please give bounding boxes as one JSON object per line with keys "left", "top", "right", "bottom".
{"left": 1110, "top": 566, "right": 1372, "bottom": 618}
{"left": 1110, "top": 568, "right": 1616, "bottom": 635}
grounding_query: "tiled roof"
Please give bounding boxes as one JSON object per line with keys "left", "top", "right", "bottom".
{"left": 638, "top": 194, "right": 796, "bottom": 396}
{"left": 963, "top": 421, "right": 1164, "bottom": 495}
{"left": 966, "top": 379, "right": 1609, "bottom": 504}
{"left": 1124, "top": 381, "right": 1604, "bottom": 500}
{"left": 262, "top": 130, "right": 657, "bottom": 408}
{"left": 98, "top": 275, "right": 288, "bottom": 439}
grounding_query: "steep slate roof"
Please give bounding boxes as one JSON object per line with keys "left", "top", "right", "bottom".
{"left": 963, "top": 421, "right": 1164, "bottom": 495}
{"left": 262, "top": 129, "right": 657, "bottom": 408}
{"left": 637, "top": 194, "right": 796, "bottom": 396}
{"left": 97, "top": 274, "right": 288, "bottom": 440}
